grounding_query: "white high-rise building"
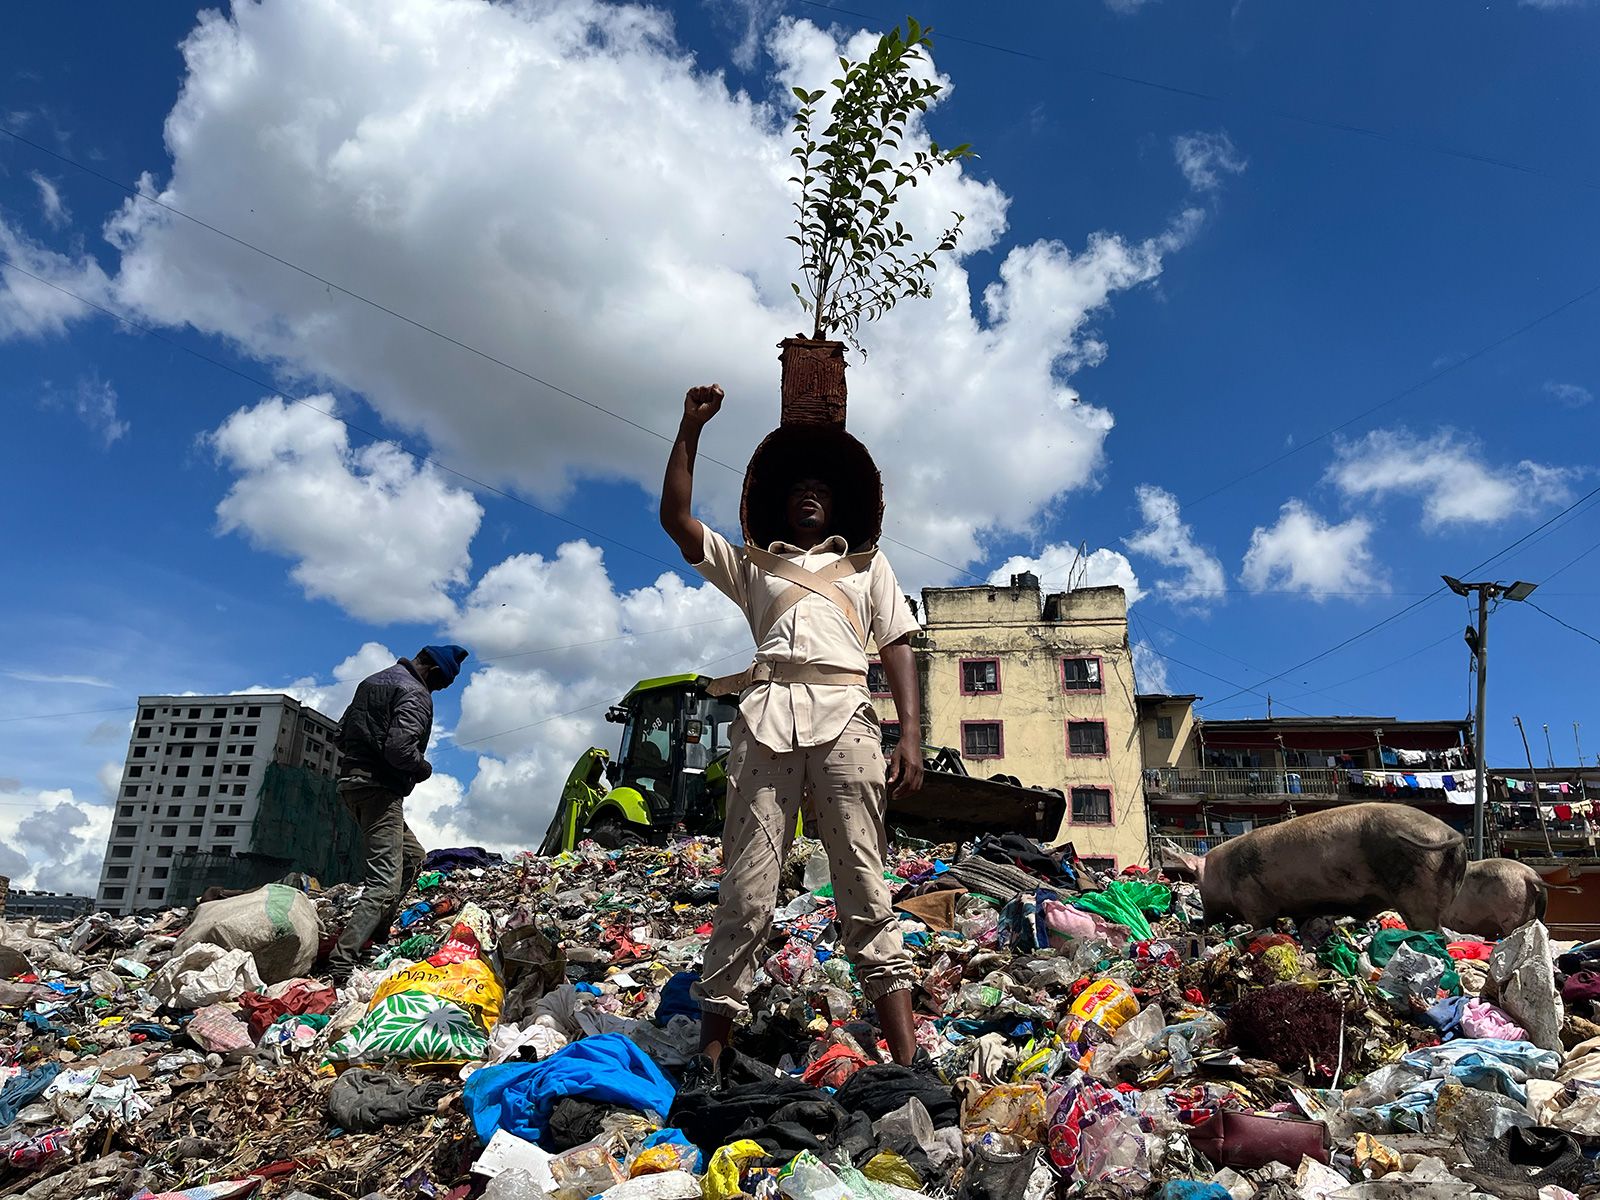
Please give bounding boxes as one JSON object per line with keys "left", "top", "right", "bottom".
{"left": 97, "top": 693, "right": 341, "bottom": 914}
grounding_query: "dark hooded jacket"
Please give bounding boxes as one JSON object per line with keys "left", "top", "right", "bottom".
{"left": 335, "top": 658, "right": 434, "bottom": 797}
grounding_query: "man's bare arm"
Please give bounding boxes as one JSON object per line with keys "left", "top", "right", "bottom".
{"left": 660, "top": 385, "right": 723, "bottom": 562}
{"left": 882, "top": 637, "right": 924, "bottom": 797}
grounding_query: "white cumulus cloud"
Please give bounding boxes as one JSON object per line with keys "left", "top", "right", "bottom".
{"left": 0, "top": 784, "right": 114, "bottom": 896}
{"left": 13, "top": 0, "right": 1216, "bottom": 577}
{"left": 987, "top": 541, "right": 1144, "bottom": 604}
{"left": 1173, "top": 131, "right": 1247, "bottom": 193}
{"left": 1544, "top": 380, "right": 1593, "bottom": 408}
{"left": 1123, "top": 485, "right": 1225, "bottom": 605}
{"left": 29, "top": 172, "right": 70, "bottom": 229}
{"left": 1327, "top": 427, "right": 1575, "bottom": 530}
{"left": 1240, "top": 499, "right": 1384, "bottom": 598}
{"left": 208, "top": 396, "right": 484, "bottom": 624}
{"left": 1131, "top": 640, "right": 1172, "bottom": 693}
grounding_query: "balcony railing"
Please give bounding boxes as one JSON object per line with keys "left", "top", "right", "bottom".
{"left": 1145, "top": 766, "right": 1353, "bottom": 798}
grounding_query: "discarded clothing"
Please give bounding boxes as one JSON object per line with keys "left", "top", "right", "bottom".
{"left": 327, "top": 1067, "right": 451, "bottom": 1131}
{"left": 421, "top": 845, "right": 502, "bottom": 871}
{"left": 462, "top": 1032, "right": 675, "bottom": 1146}
{"left": 833, "top": 1063, "right": 960, "bottom": 1126}
{"left": 0, "top": 1062, "right": 62, "bottom": 1125}
{"left": 1367, "top": 929, "right": 1462, "bottom": 994}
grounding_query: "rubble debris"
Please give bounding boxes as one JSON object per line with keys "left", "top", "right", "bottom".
{"left": 0, "top": 841, "right": 1598, "bottom": 1197}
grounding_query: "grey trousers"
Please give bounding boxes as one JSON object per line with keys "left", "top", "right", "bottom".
{"left": 695, "top": 710, "right": 913, "bottom": 1019}
{"left": 328, "top": 780, "right": 425, "bottom": 973}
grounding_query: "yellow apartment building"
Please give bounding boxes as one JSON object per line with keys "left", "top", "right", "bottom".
{"left": 869, "top": 572, "right": 1149, "bottom": 870}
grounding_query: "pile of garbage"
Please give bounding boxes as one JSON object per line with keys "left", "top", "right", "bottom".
{"left": 2, "top": 832, "right": 1599, "bottom": 1199}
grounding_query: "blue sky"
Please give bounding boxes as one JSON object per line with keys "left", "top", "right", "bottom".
{"left": 3, "top": 0, "right": 1598, "bottom": 890}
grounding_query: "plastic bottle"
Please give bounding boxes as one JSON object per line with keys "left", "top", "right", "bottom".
{"left": 482, "top": 1169, "right": 542, "bottom": 1199}
{"left": 778, "top": 1151, "right": 852, "bottom": 1200}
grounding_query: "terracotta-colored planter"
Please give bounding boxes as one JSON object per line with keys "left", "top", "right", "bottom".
{"left": 739, "top": 337, "right": 882, "bottom": 551}
{"left": 778, "top": 337, "right": 848, "bottom": 429}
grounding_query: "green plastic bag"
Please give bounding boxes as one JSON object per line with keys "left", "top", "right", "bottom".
{"left": 1318, "top": 938, "right": 1362, "bottom": 979}
{"left": 416, "top": 871, "right": 444, "bottom": 890}
{"left": 1070, "top": 880, "right": 1173, "bottom": 941}
{"left": 1366, "top": 929, "right": 1461, "bottom": 995}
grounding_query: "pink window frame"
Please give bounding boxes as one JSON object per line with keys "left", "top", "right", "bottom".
{"left": 866, "top": 658, "right": 892, "bottom": 698}
{"left": 1066, "top": 718, "right": 1109, "bottom": 758}
{"left": 958, "top": 656, "right": 1003, "bottom": 696}
{"left": 1068, "top": 782, "right": 1115, "bottom": 827}
{"left": 960, "top": 719, "right": 1004, "bottom": 761}
{"left": 1061, "top": 654, "right": 1105, "bottom": 694}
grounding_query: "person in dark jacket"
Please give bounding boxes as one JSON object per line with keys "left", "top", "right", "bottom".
{"left": 328, "top": 643, "right": 469, "bottom": 984}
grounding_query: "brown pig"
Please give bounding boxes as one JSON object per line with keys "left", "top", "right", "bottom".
{"left": 1165, "top": 802, "right": 1467, "bottom": 930}
{"left": 1444, "top": 858, "right": 1581, "bottom": 940}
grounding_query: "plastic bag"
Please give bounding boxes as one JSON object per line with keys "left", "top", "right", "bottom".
{"left": 1070, "top": 881, "right": 1172, "bottom": 941}
{"left": 369, "top": 957, "right": 504, "bottom": 1031}
{"left": 149, "top": 944, "right": 265, "bottom": 1009}
{"left": 963, "top": 1082, "right": 1048, "bottom": 1140}
{"left": 1377, "top": 944, "right": 1448, "bottom": 1013}
{"left": 326, "top": 990, "right": 490, "bottom": 1065}
{"left": 1061, "top": 978, "right": 1140, "bottom": 1054}
{"left": 703, "top": 1139, "right": 766, "bottom": 1200}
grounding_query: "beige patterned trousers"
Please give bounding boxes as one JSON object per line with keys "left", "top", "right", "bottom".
{"left": 695, "top": 709, "right": 913, "bottom": 1019}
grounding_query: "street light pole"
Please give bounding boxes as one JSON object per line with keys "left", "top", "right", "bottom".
{"left": 1442, "top": 576, "right": 1539, "bottom": 862}
{"left": 1472, "top": 584, "right": 1490, "bottom": 861}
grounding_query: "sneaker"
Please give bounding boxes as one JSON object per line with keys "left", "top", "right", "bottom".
{"left": 679, "top": 1053, "right": 720, "bottom": 1093}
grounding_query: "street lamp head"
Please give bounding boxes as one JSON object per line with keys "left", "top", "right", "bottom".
{"left": 1442, "top": 575, "right": 1470, "bottom": 597}
{"left": 1504, "top": 580, "right": 1539, "bottom": 602}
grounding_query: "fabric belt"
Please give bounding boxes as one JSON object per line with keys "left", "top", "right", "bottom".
{"left": 705, "top": 660, "right": 868, "bottom": 699}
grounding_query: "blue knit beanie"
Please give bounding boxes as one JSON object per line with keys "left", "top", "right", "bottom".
{"left": 420, "top": 644, "right": 469, "bottom": 686}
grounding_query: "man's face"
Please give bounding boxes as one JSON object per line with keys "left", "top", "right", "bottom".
{"left": 786, "top": 478, "right": 834, "bottom": 536}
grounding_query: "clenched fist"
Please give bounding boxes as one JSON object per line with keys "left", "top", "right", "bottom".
{"left": 684, "top": 384, "right": 724, "bottom": 427}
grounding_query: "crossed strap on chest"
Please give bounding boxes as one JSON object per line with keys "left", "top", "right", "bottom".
{"left": 705, "top": 545, "right": 878, "bottom": 698}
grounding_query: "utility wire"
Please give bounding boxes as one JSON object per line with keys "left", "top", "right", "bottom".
{"left": 797, "top": 1, "right": 1600, "bottom": 194}
{"left": 1130, "top": 612, "right": 1314, "bottom": 717}
{"left": 1198, "top": 479, "right": 1600, "bottom": 711}
{"left": 1527, "top": 601, "right": 1600, "bottom": 653}
{"left": 0, "top": 704, "right": 131, "bottom": 725}
{"left": 0, "top": 257, "right": 696, "bottom": 580}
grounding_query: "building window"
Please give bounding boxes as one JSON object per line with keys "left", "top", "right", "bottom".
{"left": 136, "top": 726, "right": 151, "bottom": 739}
{"left": 118, "top": 805, "right": 132, "bottom": 817}
{"left": 243, "top": 724, "right": 258, "bottom": 737}
{"left": 171, "top": 786, "right": 185, "bottom": 798}
{"left": 106, "top": 866, "right": 130, "bottom": 880}
{"left": 157, "top": 846, "right": 172, "bottom": 858}
{"left": 202, "top": 766, "right": 214, "bottom": 777}
{"left": 233, "top": 707, "right": 243, "bottom": 715}
{"left": 204, "top": 745, "right": 217, "bottom": 758}
{"left": 1062, "top": 657, "right": 1102, "bottom": 692}
{"left": 960, "top": 658, "right": 1001, "bottom": 695}
{"left": 866, "top": 661, "right": 890, "bottom": 696}
{"left": 212, "top": 708, "right": 226, "bottom": 719}
{"left": 148, "top": 888, "right": 165, "bottom": 901}
{"left": 103, "top": 886, "right": 125, "bottom": 900}
{"left": 1070, "top": 786, "right": 1112, "bottom": 825}
{"left": 188, "top": 826, "right": 202, "bottom": 837}
{"left": 222, "top": 765, "right": 232, "bottom": 775}
{"left": 210, "top": 725, "right": 222, "bottom": 737}
{"left": 234, "top": 783, "right": 247, "bottom": 796}
{"left": 228, "top": 725, "right": 240, "bottom": 736}
{"left": 161, "top": 825, "right": 177, "bottom": 837}
{"left": 141, "top": 708, "right": 154, "bottom": 720}
{"left": 880, "top": 720, "right": 901, "bottom": 752}
{"left": 1156, "top": 715, "right": 1174, "bottom": 740}
{"left": 123, "top": 786, "right": 137, "bottom": 798}
{"left": 217, "top": 824, "right": 236, "bottom": 838}
{"left": 239, "top": 744, "right": 254, "bottom": 757}
{"left": 962, "top": 721, "right": 1003, "bottom": 760}
{"left": 167, "top": 805, "right": 180, "bottom": 816}
{"left": 133, "top": 746, "right": 146, "bottom": 758}
{"left": 247, "top": 706, "right": 261, "bottom": 718}
{"left": 110, "top": 846, "right": 131, "bottom": 859}
{"left": 129, "top": 766, "right": 142, "bottom": 778}
{"left": 228, "top": 805, "right": 243, "bottom": 817}
{"left": 114, "top": 825, "right": 136, "bottom": 839}
{"left": 179, "top": 745, "right": 194, "bottom": 758}
{"left": 153, "top": 866, "right": 168, "bottom": 879}
{"left": 1080, "top": 856, "right": 1117, "bottom": 874}
{"left": 198, "top": 786, "right": 210, "bottom": 798}
{"left": 184, "top": 726, "right": 198, "bottom": 738}
{"left": 175, "top": 766, "right": 190, "bottom": 778}
{"left": 1068, "top": 719, "right": 1108, "bottom": 757}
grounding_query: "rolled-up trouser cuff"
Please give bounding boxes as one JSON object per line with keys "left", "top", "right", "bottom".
{"left": 692, "top": 985, "right": 749, "bottom": 1021}
{"left": 862, "top": 976, "right": 914, "bottom": 1005}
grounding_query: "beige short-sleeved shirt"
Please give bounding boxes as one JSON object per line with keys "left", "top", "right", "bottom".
{"left": 694, "top": 525, "right": 920, "bottom": 752}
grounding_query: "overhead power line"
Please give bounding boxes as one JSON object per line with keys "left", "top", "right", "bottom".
{"left": 1198, "top": 479, "right": 1600, "bottom": 711}
{"left": 797, "top": 1, "right": 1600, "bottom": 195}
{"left": 1527, "top": 600, "right": 1600, "bottom": 653}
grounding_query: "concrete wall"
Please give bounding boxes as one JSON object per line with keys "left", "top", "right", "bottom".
{"left": 874, "top": 578, "right": 1147, "bottom": 867}
{"left": 1138, "top": 697, "right": 1200, "bottom": 769}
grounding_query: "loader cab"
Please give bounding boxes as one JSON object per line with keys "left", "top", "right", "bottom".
{"left": 597, "top": 675, "right": 738, "bottom": 841}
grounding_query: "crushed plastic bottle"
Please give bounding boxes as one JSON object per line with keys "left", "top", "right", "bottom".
{"left": 482, "top": 1168, "right": 542, "bottom": 1199}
